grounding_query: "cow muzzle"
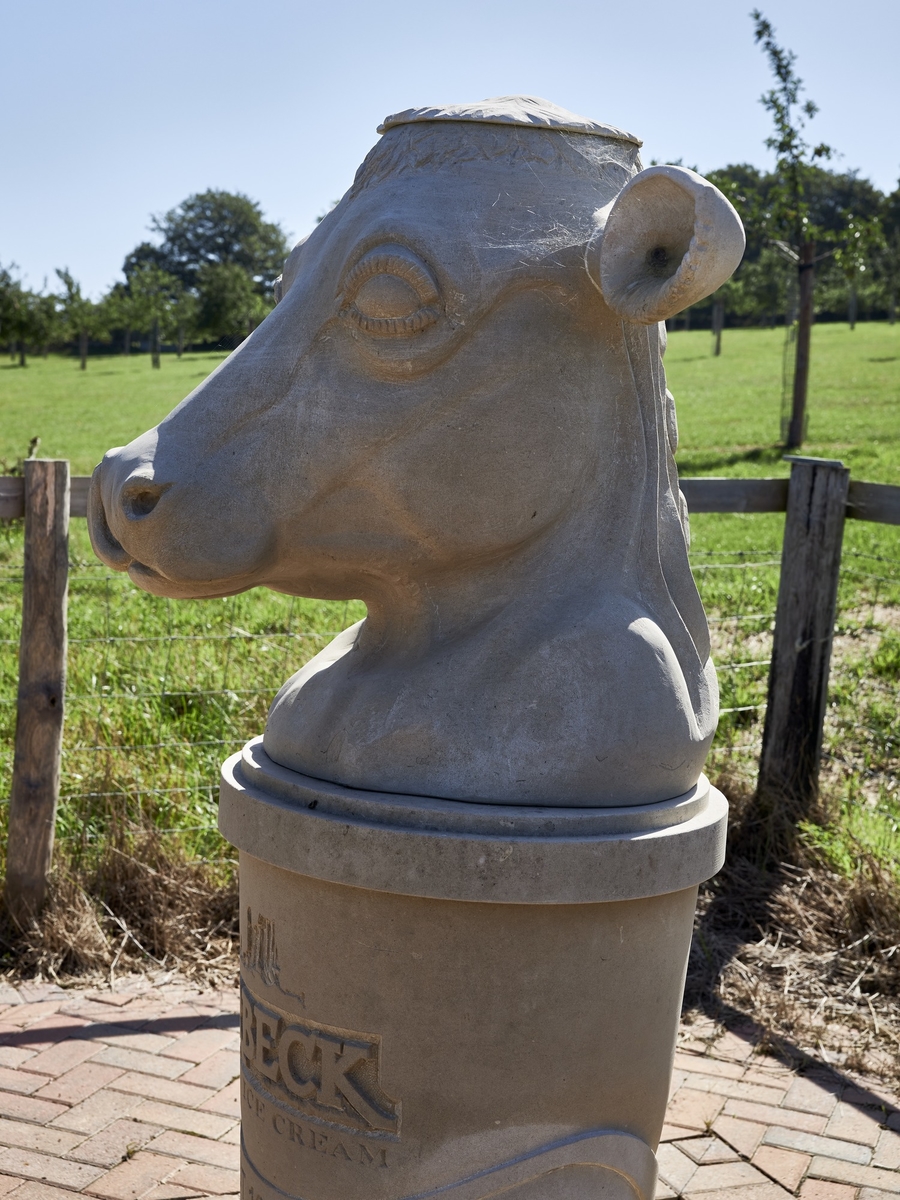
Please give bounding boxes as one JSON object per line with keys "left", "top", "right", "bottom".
{"left": 88, "top": 450, "right": 171, "bottom": 575}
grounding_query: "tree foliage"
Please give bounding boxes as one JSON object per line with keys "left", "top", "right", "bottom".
{"left": 751, "top": 9, "right": 832, "bottom": 247}
{"left": 197, "top": 262, "right": 269, "bottom": 340}
{"left": 56, "top": 270, "right": 109, "bottom": 370}
{"left": 703, "top": 163, "right": 896, "bottom": 326}
{"left": 147, "top": 190, "right": 288, "bottom": 290}
{"left": 119, "top": 190, "right": 287, "bottom": 344}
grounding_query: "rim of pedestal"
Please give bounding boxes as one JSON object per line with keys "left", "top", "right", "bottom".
{"left": 219, "top": 740, "right": 727, "bottom": 905}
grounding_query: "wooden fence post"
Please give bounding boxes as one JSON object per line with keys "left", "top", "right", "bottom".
{"left": 757, "top": 456, "right": 850, "bottom": 813}
{"left": 5, "top": 460, "right": 70, "bottom": 926}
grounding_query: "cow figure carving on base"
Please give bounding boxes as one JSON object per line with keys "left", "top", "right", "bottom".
{"left": 89, "top": 95, "right": 744, "bottom": 808}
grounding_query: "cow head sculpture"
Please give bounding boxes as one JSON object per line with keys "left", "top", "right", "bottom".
{"left": 89, "top": 97, "right": 744, "bottom": 806}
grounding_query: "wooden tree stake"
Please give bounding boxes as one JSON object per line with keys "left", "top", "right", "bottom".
{"left": 757, "top": 456, "right": 849, "bottom": 814}
{"left": 786, "top": 241, "right": 815, "bottom": 450}
{"left": 5, "top": 460, "right": 70, "bottom": 926}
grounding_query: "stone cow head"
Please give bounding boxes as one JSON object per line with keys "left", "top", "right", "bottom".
{"left": 89, "top": 97, "right": 744, "bottom": 807}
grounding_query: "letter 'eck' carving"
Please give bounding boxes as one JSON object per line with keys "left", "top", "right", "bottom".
{"left": 88, "top": 95, "right": 744, "bottom": 808}
{"left": 240, "top": 982, "right": 400, "bottom": 1136}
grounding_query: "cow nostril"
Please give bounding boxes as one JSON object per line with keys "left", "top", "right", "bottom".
{"left": 121, "top": 481, "right": 168, "bottom": 520}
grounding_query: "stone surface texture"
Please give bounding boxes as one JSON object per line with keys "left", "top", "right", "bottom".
{"left": 0, "top": 980, "right": 889, "bottom": 1200}
{"left": 88, "top": 95, "right": 744, "bottom": 808}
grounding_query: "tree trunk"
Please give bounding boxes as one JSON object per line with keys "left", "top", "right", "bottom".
{"left": 786, "top": 241, "right": 815, "bottom": 451}
{"left": 712, "top": 297, "right": 724, "bottom": 356}
{"left": 79, "top": 329, "right": 88, "bottom": 371}
{"left": 890, "top": 289, "right": 897, "bottom": 326}
{"left": 177, "top": 323, "right": 185, "bottom": 358}
{"left": 683, "top": 307, "right": 691, "bottom": 332}
{"left": 151, "top": 317, "right": 160, "bottom": 369}
{"left": 848, "top": 285, "right": 858, "bottom": 331}
{"left": 18, "top": 341, "right": 26, "bottom": 368}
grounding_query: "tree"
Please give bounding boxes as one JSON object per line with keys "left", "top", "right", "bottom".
{"left": 752, "top": 10, "right": 832, "bottom": 449}
{"left": 56, "top": 270, "right": 108, "bottom": 369}
{"left": 169, "top": 287, "right": 199, "bottom": 357}
{"left": 706, "top": 166, "right": 789, "bottom": 331}
{"left": 148, "top": 191, "right": 288, "bottom": 290}
{"left": 122, "top": 240, "right": 170, "bottom": 282}
{"left": 196, "top": 262, "right": 272, "bottom": 342}
{"left": 877, "top": 180, "right": 900, "bottom": 324}
{"left": 25, "top": 290, "right": 62, "bottom": 361}
{"left": 737, "top": 245, "right": 793, "bottom": 326}
{"left": 122, "top": 191, "right": 286, "bottom": 345}
{"left": 128, "top": 263, "right": 184, "bottom": 368}
{"left": 833, "top": 213, "right": 881, "bottom": 330}
{"left": 106, "top": 282, "right": 140, "bottom": 355}
{"left": 0, "top": 266, "right": 29, "bottom": 365}
{"left": 704, "top": 162, "right": 892, "bottom": 329}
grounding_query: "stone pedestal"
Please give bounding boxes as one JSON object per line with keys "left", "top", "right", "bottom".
{"left": 220, "top": 739, "right": 727, "bottom": 1200}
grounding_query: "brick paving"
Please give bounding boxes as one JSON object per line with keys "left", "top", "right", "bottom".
{"left": 0, "top": 980, "right": 891, "bottom": 1200}
{"left": 660, "top": 1029, "right": 900, "bottom": 1200}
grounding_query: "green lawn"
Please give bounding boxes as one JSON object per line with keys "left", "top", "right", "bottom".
{"left": 668, "top": 322, "right": 900, "bottom": 484}
{"left": 664, "top": 323, "right": 900, "bottom": 568}
{"left": 1, "top": 322, "right": 898, "bottom": 479}
{"left": 0, "top": 352, "right": 230, "bottom": 475}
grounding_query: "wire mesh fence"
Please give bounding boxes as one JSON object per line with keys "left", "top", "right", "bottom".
{"left": 688, "top": 532, "right": 900, "bottom": 801}
{"left": 1, "top": 515, "right": 898, "bottom": 872}
{"left": 689, "top": 544, "right": 780, "bottom": 785}
{"left": 825, "top": 549, "right": 900, "bottom": 832}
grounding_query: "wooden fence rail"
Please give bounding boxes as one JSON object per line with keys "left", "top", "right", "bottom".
{"left": 679, "top": 474, "right": 900, "bottom": 523}
{"left": 0, "top": 474, "right": 90, "bottom": 520}
{"left": 1, "top": 459, "right": 899, "bottom": 916}
{"left": 2, "top": 472, "right": 900, "bottom": 524}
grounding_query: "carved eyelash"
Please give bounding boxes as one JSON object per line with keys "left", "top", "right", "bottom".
{"left": 340, "top": 248, "right": 441, "bottom": 336}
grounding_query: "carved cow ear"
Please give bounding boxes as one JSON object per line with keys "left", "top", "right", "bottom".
{"left": 589, "top": 165, "right": 745, "bottom": 325}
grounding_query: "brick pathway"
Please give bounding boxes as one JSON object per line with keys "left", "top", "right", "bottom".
{"left": 0, "top": 978, "right": 893, "bottom": 1200}
{"left": 662, "top": 1024, "right": 900, "bottom": 1200}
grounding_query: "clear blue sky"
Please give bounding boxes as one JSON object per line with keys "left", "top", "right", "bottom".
{"left": 3, "top": 0, "right": 898, "bottom": 298}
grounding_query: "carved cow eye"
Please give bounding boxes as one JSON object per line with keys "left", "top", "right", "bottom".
{"left": 340, "top": 245, "right": 440, "bottom": 336}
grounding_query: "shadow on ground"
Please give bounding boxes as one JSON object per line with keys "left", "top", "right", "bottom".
{"left": 684, "top": 780, "right": 900, "bottom": 1096}
{"left": 677, "top": 446, "right": 787, "bottom": 475}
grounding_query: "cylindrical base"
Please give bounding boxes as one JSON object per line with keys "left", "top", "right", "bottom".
{"left": 221, "top": 741, "right": 728, "bottom": 1200}
{"left": 239, "top": 855, "right": 691, "bottom": 1200}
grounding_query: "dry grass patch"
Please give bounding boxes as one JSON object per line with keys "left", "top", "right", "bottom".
{"left": 686, "top": 773, "right": 900, "bottom": 1085}
{"left": 0, "top": 829, "right": 238, "bottom": 988}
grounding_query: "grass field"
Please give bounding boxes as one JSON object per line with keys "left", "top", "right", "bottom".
{"left": 0, "top": 351, "right": 230, "bottom": 475}
{"left": 668, "top": 322, "right": 900, "bottom": 484}
{"left": 0, "top": 326, "right": 898, "bottom": 1032}
{"left": 2, "top": 323, "right": 899, "bottom": 478}
{"left": 1, "top": 324, "right": 898, "bottom": 824}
